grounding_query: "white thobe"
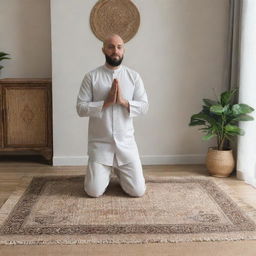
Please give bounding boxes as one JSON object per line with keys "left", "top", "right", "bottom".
{"left": 76, "top": 64, "right": 149, "bottom": 166}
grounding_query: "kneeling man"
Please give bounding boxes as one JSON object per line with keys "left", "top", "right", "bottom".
{"left": 76, "top": 34, "right": 149, "bottom": 197}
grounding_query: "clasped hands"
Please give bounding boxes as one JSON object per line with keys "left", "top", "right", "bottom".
{"left": 103, "top": 79, "right": 129, "bottom": 110}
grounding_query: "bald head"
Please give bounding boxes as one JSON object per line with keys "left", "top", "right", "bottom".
{"left": 103, "top": 34, "right": 124, "bottom": 49}
{"left": 102, "top": 33, "right": 125, "bottom": 68}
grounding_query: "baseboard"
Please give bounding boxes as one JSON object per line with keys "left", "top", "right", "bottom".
{"left": 52, "top": 154, "right": 206, "bottom": 166}
{"left": 140, "top": 154, "right": 206, "bottom": 165}
{"left": 237, "top": 170, "right": 256, "bottom": 187}
{"left": 53, "top": 156, "right": 88, "bottom": 166}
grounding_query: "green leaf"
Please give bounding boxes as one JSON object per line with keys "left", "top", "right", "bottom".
{"left": 0, "top": 57, "right": 10, "bottom": 61}
{"left": 220, "top": 89, "right": 237, "bottom": 106}
{"left": 0, "top": 52, "right": 11, "bottom": 70}
{"left": 202, "top": 133, "right": 215, "bottom": 141}
{"left": 0, "top": 52, "right": 10, "bottom": 57}
{"left": 224, "top": 134, "right": 236, "bottom": 144}
{"left": 231, "top": 114, "right": 254, "bottom": 122}
{"left": 210, "top": 105, "right": 225, "bottom": 115}
{"left": 202, "top": 105, "right": 210, "bottom": 113}
{"left": 232, "top": 104, "right": 254, "bottom": 115}
{"left": 190, "top": 112, "right": 218, "bottom": 127}
{"left": 198, "top": 127, "right": 210, "bottom": 131}
{"left": 189, "top": 119, "right": 205, "bottom": 126}
{"left": 203, "top": 99, "right": 218, "bottom": 107}
{"left": 225, "top": 124, "right": 245, "bottom": 135}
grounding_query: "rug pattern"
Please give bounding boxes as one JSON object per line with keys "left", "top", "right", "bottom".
{"left": 0, "top": 175, "right": 256, "bottom": 244}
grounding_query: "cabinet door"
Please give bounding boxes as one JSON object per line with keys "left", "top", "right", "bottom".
{"left": 3, "top": 86, "right": 48, "bottom": 147}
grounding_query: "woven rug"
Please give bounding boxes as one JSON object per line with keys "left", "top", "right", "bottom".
{"left": 1, "top": 175, "right": 256, "bottom": 245}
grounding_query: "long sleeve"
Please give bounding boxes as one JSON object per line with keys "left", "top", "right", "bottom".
{"left": 76, "top": 73, "right": 104, "bottom": 118}
{"left": 128, "top": 73, "right": 149, "bottom": 117}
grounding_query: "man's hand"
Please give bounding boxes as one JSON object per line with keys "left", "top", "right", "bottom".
{"left": 116, "top": 81, "right": 130, "bottom": 112}
{"left": 103, "top": 79, "right": 118, "bottom": 108}
{"left": 103, "top": 79, "right": 129, "bottom": 112}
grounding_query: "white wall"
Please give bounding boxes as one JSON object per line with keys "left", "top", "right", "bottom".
{"left": 0, "top": 0, "right": 51, "bottom": 78}
{"left": 51, "top": 0, "right": 230, "bottom": 166}
{"left": 237, "top": 0, "right": 256, "bottom": 187}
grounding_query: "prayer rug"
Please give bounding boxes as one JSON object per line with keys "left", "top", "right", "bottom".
{"left": 1, "top": 175, "right": 256, "bottom": 245}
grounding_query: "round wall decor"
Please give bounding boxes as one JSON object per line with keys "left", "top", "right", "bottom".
{"left": 90, "top": 0, "right": 140, "bottom": 43}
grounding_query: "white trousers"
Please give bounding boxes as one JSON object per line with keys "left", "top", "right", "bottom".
{"left": 84, "top": 154, "right": 146, "bottom": 197}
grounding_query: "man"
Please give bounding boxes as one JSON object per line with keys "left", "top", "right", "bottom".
{"left": 76, "top": 34, "right": 149, "bottom": 198}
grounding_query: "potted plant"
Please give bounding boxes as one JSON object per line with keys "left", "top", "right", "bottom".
{"left": 0, "top": 51, "right": 11, "bottom": 73}
{"left": 189, "top": 88, "right": 254, "bottom": 177}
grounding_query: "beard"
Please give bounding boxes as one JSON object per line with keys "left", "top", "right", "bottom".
{"left": 105, "top": 53, "right": 123, "bottom": 67}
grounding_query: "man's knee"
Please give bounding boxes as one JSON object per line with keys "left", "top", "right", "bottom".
{"left": 125, "top": 183, "right": 146, "bottom": 197}
{"left": 84, "top": 183, "right": 105, "bottom": 198}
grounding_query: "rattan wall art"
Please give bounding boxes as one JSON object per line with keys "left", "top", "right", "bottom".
{"left": 90, "top": 0, "right": 140, "bottom": 43}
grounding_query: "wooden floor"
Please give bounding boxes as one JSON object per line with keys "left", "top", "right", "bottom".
{"left": 0, "top": 156, "right": 256, "bottom": 256}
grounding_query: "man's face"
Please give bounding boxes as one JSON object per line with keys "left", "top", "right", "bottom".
{"left": 102, "top": 36, "right": 125, "bottom": 67}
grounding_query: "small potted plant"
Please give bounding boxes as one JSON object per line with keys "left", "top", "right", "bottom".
{"left": 0, "top": 51, "right": 11, "bottom": 75}
{"left": 189, "top": 88, "right": 254, "bottom": 177}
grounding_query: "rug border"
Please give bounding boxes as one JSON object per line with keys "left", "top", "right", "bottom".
{"left": 0, "top": 176, "right": 33, "bottom": 227}
{"left": 1, "top": 175, "right": 256, "bottom": 245}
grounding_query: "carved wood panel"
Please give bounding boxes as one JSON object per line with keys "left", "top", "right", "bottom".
{"left": 0, "top": 79, "right": 52, "bottom": 163}
{"left": 3, "top": 87, "right": 48, "bottom": 147}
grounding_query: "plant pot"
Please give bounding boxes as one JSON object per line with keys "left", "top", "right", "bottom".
{"left": 206, "top": 147, "right": 235, "bottom": 177}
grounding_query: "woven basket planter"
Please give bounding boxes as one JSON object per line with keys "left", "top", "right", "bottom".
{"left": 206, "top": 147, "right": 235, "bottom": 177}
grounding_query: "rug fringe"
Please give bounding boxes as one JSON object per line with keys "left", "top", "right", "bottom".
{"left": 1, "top": 233, "right": 256, "bottom": 245}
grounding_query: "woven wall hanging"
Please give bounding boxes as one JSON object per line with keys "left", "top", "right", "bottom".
{"left": 90, "top": 0, "right": 140, "bottom": 43}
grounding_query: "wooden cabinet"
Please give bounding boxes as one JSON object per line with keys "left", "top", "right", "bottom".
{"left": 0, "top": 78, "right": 52, "bottom": 163}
